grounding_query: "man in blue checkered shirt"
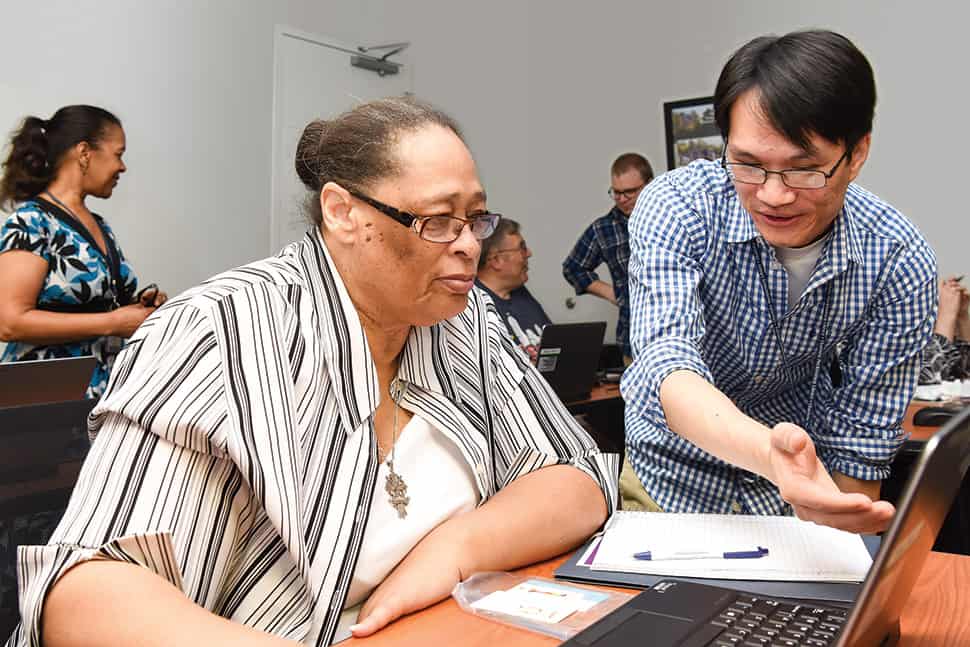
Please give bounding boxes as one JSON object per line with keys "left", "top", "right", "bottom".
{"left": 621, "top": 30, "right": 937, "bottom": 534}
{"left": 563, "top": 154, "right": 654, "bottom": 359}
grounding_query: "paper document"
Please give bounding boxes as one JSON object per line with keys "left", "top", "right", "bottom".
{"left": 591, "top": 511, "right": 872, "bottom": 582}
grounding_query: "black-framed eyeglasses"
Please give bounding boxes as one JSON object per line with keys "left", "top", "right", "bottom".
{"left": 348, "top": 190, "right": 501, "bottom": 243}
{"left": 490, "top": 240, "right": 529, "bottom": 258}
{"left": 607, "top": 184, "right": 646, "bottom": 201}
{"left": 721, "top": 145, "right": 849, "bottom": 190}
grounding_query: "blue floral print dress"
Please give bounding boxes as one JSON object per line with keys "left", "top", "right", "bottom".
{"left": 0, "top": 197, "right": 139, "bottom": 398}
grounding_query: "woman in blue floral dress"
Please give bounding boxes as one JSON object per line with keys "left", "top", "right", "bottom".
{"left": 0, "top": 104, "right": 169, "bottom": 636}
{"left": 0, "top": 105, "right": 167, "bottom": 399}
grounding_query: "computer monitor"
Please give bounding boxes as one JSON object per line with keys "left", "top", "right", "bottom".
{"left": 0, "top": 356, "right": 96, "bottom": 407}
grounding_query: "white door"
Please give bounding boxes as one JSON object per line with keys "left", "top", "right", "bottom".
{"left": 271, "top": 28, "right": 412, "bottom": 252}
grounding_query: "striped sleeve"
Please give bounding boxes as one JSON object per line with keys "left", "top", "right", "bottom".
{"left": 12, "top": 303, "right": 256, "bottom": 647}
{"left": 480, "top": 293, "right": 619, "bottom": 515}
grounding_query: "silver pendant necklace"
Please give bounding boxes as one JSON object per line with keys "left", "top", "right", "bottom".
{"left": 383, "top": 395, "right": 410, "bottom": 519}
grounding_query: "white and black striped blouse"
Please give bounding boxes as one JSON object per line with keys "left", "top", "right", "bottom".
{"left": 9, "top": 229, "right": 618, "bottom": 647}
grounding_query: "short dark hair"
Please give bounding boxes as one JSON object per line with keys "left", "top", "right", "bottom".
{"left": 714, "top": 30, "right": 876, "bottom": 155}
{"left": 477, "top": 218, "right": 520, "bottom": 269}
{"left": 1, "top": 105, "right": 121, "bottom": 210}
{"left": 611, "top": 153, "right": 653, "bottom": 183}
{"left": 295, "top": 95, "right": 464, "bottom": 226}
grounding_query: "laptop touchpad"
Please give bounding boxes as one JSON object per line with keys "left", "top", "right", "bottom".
{"left": 597, "top": 610, "right": 693, "bottom": 644}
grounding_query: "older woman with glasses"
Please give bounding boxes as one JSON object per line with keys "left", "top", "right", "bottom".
{"left": 8, "top": 97, "right": 617, "bottom": 647}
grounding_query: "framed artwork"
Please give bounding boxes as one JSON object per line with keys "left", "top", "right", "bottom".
{"left": 663, "top": 96, "right": 723, "bottom": 170}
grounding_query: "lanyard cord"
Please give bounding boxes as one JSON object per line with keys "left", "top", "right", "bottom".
{"left": 42, "top": 191, "right": 126, "bottom": 307}
{"left": 750, "top": 240, "right": 834, "bottom": 433}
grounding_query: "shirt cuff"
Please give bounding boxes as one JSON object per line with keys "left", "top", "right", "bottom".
{"left": 16, "top": 532, "right": 183, "bottom": 647}
{"left": 814, "top": 434, "right": 904, "bottom": 482}
{"left": 565, "top": 271, "right": 597, "bottom": 294}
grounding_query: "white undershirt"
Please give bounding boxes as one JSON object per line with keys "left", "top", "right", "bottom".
{"left": 773, "top": 234, "right": 828, "bottom": 308}
{"left": 334, "top": 414, "right": 481, "bottom": 641}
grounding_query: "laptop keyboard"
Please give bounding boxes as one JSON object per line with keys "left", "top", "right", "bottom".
{"left": 706, "top": 594, "right": 847, "bottom": 646}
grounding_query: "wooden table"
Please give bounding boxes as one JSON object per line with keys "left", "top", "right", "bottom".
{"left": 902, "top": 400, "right": 946, "bottom": 441}
{"left": 344, "top": 550, "right": 970, "bottom": 646}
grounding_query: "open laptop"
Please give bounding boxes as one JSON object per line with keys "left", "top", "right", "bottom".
{"left": 535, "top": 322, "right": 606, "bottom": 402}
{"left": 563, "top": 405, "right": 970, "bottom": 647}
{"left": 0, "top": 356, "right": 96, "bottom": 407}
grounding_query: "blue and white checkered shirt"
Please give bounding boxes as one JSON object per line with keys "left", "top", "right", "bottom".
{"left": 621, "top": 160, "right": 937, "bottom": 515}
{"left": 562, "top": 207, "right": 632, "bottom": 356}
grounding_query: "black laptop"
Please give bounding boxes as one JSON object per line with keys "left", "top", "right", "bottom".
{"left": 562, "top": 405, "right": 970, "bottom": 647}
{"left": 535, "top": 322, "right": 606, "bottom": 402}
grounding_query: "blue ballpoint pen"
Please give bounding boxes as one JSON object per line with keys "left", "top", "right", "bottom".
{"left": 633, "top": 546, "right": 769, "bottom": 561}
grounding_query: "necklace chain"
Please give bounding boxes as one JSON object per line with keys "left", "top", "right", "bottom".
{"left": 383, "top": 385, "right": 410, "bottom": 518}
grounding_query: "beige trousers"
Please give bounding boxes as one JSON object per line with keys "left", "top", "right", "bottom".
{"left": 619, "top": 455, "right": 663, "bottom": 512}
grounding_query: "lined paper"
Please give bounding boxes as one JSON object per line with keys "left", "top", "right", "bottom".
{"left": 591, "top": 512, "right": 872, "bottom": 582}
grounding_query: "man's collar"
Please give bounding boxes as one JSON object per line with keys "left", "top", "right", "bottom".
{"left": 724, "top": 193, "right": 865, "bottom": 270}
{"left": 609, "top": 206, "right": 629, "bottom": 222}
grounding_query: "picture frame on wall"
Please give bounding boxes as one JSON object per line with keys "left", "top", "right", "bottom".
{"left": 663, "top": 96, "right": 724, "bottom": 170}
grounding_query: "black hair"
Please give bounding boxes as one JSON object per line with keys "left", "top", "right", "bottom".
{"left": 295, "top": 95, "right": 464, "bottom": 226}
{"left": 714, "top": 30, "right": 876, "bottom": 155}
{"left": 0, "top": 105, "right": 122, "bottom": 210}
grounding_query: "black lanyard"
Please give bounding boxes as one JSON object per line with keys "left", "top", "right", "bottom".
{"left": 37, "top": 193, "right": 129, "bottom": 307}
{"left": 749, "top": 240, "right": 834, "bottom": 433}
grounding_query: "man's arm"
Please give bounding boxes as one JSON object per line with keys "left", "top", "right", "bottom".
{"left": 818, "top": 244, "right": 937, "bottom": 488}
{"left": 659, "top": 370, "right": 893, "bottom": 533}
{"left": 562, "top": 224, "right": 606, "bottom": 297}
{"left": 585, "top": 279, "right": 616, "bottom": 304}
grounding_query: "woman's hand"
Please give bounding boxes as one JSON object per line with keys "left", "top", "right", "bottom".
{"left": 350, "top": 524, "right": 466, "bottom": 637}
{"left": 937, "top": 278, "right": 965, "bottom": 340}
{"left": 110, "top": 303, "right": 157, "bottom": 338}
{"left": 137, "top": 284, "right": 169, "bottom": 307}
{"left": 767, "top": 423, "right": 894, "bottom": 534}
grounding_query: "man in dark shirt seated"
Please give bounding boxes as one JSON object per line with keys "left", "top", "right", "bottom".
{"left": 475, "top": 218, "right": 551, "bottom": 362}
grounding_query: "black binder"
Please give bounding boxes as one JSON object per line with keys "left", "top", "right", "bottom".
{"left": 554, "top": 534, "right": 881, "bottom": 605}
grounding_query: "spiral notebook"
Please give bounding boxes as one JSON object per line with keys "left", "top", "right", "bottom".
{"left": 589, "top": 512, "right": 872, "bottom": 582}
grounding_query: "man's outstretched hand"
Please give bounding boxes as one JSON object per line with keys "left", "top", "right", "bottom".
{"left": 768, "top": 423, "right": 894, "bottom": 534}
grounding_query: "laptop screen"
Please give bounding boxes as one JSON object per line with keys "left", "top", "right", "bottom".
{"left": 839, "top": 406, "right": 970, "bottom": 645}
{"left": 536, "top": 322, "right": 606, "bottom": 403}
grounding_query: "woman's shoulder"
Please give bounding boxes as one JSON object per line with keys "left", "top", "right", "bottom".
{"left": 4, "top": 199, "right": 56, "bottom": 226}
{"left": 1, "top": 200, "right": 60, "bottom": 253}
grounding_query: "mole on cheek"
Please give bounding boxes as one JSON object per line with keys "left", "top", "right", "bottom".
{"left": 365, "top": 236, "right": 372, "bottom": 242}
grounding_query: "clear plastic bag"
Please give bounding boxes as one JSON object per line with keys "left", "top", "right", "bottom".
{"left": 451, "top": 571, "right": 634, "bottom": 640}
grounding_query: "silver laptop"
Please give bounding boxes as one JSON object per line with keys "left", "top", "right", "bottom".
{"left": 563, "top": 405, "right": 970, "bottom": 647}
{"left": 0, "top": 356, "right": 96, "bottom": 407}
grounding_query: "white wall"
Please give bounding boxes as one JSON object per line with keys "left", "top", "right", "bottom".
{"left": 0, "top": 0, "right": 397, "bottom": 294}
{"left": 386, "top": 1, "right": 970, "bottom": 341}
{"left": 3, "top": 1, "right": 966, "bottom": 342}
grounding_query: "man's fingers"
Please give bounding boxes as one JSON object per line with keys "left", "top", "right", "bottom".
{"left": 780, "top": 480, "right": 873, "bottom": 515}
{"left": 793, "top": 500, "right": 894, "bottom": 534}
